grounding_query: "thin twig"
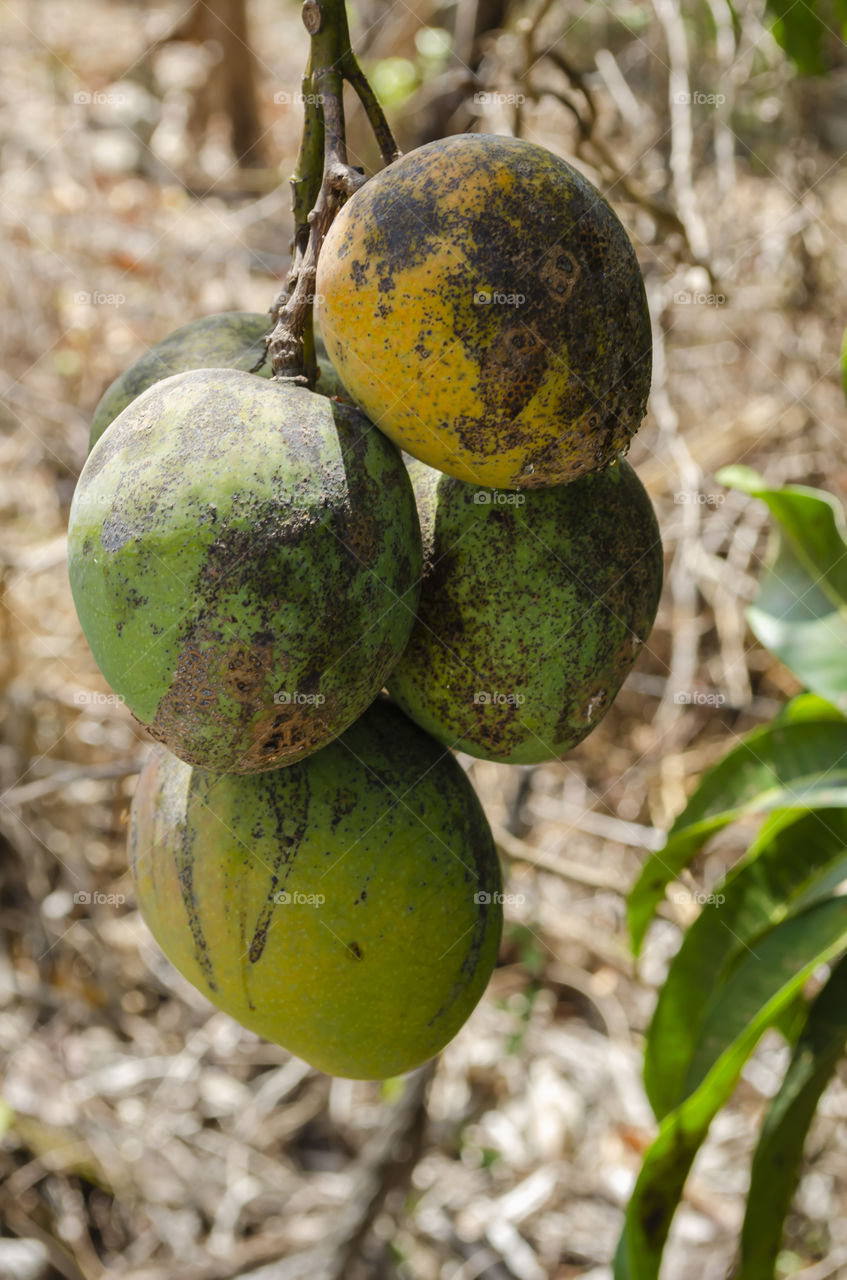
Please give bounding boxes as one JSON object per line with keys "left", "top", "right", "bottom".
{"left": 1, "top": 760, "right": 144, "bottom": 807}
{"left": 652, "top": 0, "right": 710, "bottom": 261}
{"left": 523, "top": 35, "right": 688, "bottom": 239}
{"left": 342, "top": 54, "right": 401, "bottom": 165}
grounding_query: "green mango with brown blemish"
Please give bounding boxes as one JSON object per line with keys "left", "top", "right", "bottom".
{"left": 129, "top": 699, "right": 503, "bottom": 1079}
{"left": 89, "top": 311, "right": 346, "bottom": 452}
{"left": 387, "top": 458, "right": 663, "bottom": 763}
{"left": 316, "top": 133, "right": 652, "bottom": 489}
{"left": 69, "top": 368, "right": 421, "bottom": 773}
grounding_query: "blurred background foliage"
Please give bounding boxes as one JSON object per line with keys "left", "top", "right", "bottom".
{"left": 1, "top": 1, "right": 846, "bottom": 1278}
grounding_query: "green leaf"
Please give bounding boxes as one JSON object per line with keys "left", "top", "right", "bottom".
{"left": 717, "top": 469, "right": 847, "bottom": 711}
{"left": 775, "top": 692, "right": 846, "bottom": 724}
{"left": 644, "top": 806, "right": 847, "bottom": 1117}
{"left": 615, "top": 898, "right": 847, "bottom": 1280}
{"left": 738, "top": 952, "right": 847, "bottom": 1279}
{"left": 764, "top": 0, "right": 847, "bottom": 74}
{"left": 628, "top": 714, "right": 847, "bottom": 954}
{"left": 766, "top": 0, "right": 827, "bottom": 74}
{"left": 684, "top": 897, "right": 847, "bottom": 1100}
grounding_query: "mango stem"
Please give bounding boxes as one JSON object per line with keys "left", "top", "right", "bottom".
{"left": 268, "top": 0, "right": 400, "bottom": 387}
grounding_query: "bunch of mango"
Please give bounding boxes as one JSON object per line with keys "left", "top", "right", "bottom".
{"left": 69, "top": 134, "right": 662, "bottom": 1078}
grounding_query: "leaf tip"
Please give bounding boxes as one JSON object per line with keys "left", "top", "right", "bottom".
{"left": 716, "top": 464, "right": 766, "bottom": 494}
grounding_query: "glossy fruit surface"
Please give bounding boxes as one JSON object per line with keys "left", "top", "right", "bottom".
{"left": 387, "top": 458, "right": 663, "bottom": 763}
{"left": 316, "top": 134, "right": 651, "bottom": 489}
{"left": 70, "top": 368, "right": 421, "bottom": 772}
{"left": 129, "top": 700, "right": 503, "bottom": 1079}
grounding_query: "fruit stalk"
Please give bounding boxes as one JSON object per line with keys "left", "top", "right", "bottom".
{"left": 269, "top": 0, "right": 400, "bottom": 387}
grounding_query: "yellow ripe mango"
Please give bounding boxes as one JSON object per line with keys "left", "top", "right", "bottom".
{"left": 316, "top": 133, "right": 652, "bottom": 489}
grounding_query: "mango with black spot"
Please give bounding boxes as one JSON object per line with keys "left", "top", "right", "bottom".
{"left": 129, "top": 699, "right": 503, "bottom": 1079}
{"left": 69, "top": 368, "right": 421, "bottom": 773}
{"left": 387, "top": 458, "right": 663, "bottom": 763}
{"left": 316, "top": 134, "right": 652, "bottom": 489}
{"left": 89, "top": 311, "right": 347, "bottom": 452}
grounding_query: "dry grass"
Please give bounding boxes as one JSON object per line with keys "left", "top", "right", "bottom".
{"left": 2, "top": 1, "right": 847, "bottom": 1277}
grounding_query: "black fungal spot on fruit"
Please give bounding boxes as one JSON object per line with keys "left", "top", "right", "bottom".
{"left": 347, "top": 941, "right": 363, "bottom": 960}
{"left": 100, "top": 515, "right": 135, "bottom": 552}
{"left": 388, "top": 460, "right": 662, "bottom": 765}
{"left": 69, "top": 369, "right": 423, "bottom": 775}
{"left": 317, "top": 133, "right": 652, "bottom": 487}
{"left": 404, "top": 144, "right": 644, "bottom": 441}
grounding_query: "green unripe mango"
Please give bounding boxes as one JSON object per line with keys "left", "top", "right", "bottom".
{"left": 69, "top": 368, "right": 421, "bottom": 772}
{"left": 129, "top": 699, "right": 503, "bottom": 1079}
{"left": 89, "top": 311, "right": 347, "bottom": 452}
{"left": 387, "top": 459, "right": 663, "bottom": 763}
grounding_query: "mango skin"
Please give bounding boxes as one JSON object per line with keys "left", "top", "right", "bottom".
{"left": 387, "top": 459, "right": 663, "bottom": 764}
{"left": 129, "top": 700, "right": 503, "bottom": 1079}
{"left": 89, "top": 313, "right": 273, "bottom": 452}
{"left": 69, "top": 368, "right": 421, "bottom": 773}
{"left": 89, "top": 312, "right": 346, "bottom": 452}
{"left": 316, "top": 133, "right": 652, "bottom": 489}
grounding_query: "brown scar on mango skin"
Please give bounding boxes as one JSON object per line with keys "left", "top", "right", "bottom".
{"left": 69, "top": 369, "right": 422, "bottom": 774}
{"left": 316, "top": 133, "right": 652, "bottom": 489}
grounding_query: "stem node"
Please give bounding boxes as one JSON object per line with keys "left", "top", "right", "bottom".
{"left": 302, "top": 0, "right": 323, "bottom": 34}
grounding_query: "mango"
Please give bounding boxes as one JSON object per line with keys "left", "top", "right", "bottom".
{"left": 316, "top": 134, "right": 652, "bottom": 489}
{"left": 387, "top": 459, "right": 663, "bottom": 763}
{"left": 69, "top": 368, "right": 421, "bottom": 772}
{"left": 89, "top": 311, "right": 346, "bottom": 451}
{"left": 129, "top": 699, "right": 503, "bottom": 1079}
